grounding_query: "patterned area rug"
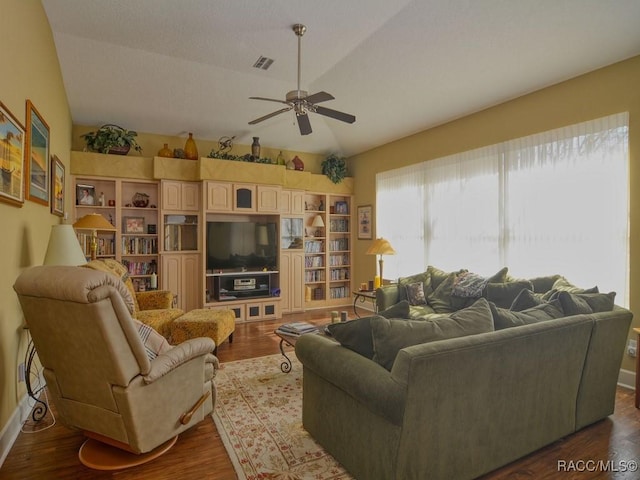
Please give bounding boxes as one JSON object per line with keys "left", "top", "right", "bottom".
{"left": 213, "top": 353, "right": 353, "bottom": 480}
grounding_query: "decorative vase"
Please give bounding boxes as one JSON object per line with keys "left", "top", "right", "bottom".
{"left": 184, "top": 133, "right": 199, "bottom": 160}
{"left": 251, "top": 137, "right": 261, "bottom": 159}
{"left": 292, "top": 155, "right": 304, "bottom": 171}
{"left": 157, "top": 143, "right": 173, "bottom": 158}
{"left": 276, "top": 151, "right": 285, "bottom": 166}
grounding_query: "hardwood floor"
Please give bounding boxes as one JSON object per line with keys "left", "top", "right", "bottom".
{"left": 2, "top": 307, "right": 639, "bottom": 479}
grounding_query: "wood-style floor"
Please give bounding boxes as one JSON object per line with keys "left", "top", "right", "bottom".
{"left": 2, "top": 307, "right": 639, "bottom": 479}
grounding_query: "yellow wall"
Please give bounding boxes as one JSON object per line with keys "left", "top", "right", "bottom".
{"left": 349, "top": 55, "right": 640, "bottom": 371}
{"left": 0, "top": 1, "right": 72, "bottom": 431}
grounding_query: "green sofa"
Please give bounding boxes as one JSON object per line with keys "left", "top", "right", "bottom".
{"left": 295, "top": 267, "right": 632, "bottom": 480}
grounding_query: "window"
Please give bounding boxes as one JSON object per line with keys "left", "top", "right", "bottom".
{"left": 376, "top": 113, "right": 629, "bottom": 305}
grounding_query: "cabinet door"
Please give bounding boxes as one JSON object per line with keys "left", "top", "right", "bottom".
{"left": 161, "top": 254, "right": 181, "bottom": 306}
{"left": 233, "top": 184, "right": 256, "bottom": 212}
{"left": 181, "top": 182, "right": 200, "bottom": 211}
{"left": 290, "top": 251, "right": 305, "bottom": 312}
{"left": 182, "top": 254, "right": 200, "bottom": 311}
{"left": 257, "top": 185, "right": 281, "bottom": 212}
{"left": 280, "top": 190, "right": 292, "bottom": 214}
{"left": 280, "top": 253, "right": 292, "bottom": 313}
{"left": 290, "top": 190, "right": 305, "bottom": 215}
{"left": 206, "top": 182, "right": 233, "bottom": 212}
{"left": 162, "top": 181, "right": 181, "bottom": 210}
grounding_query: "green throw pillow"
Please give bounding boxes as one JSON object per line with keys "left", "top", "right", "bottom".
{"left": 326, "top": 316, "right": 379, "bottom": 359}
{"left": 484, "top": 280, "right": 533, "bottom": 309}
{"left": 489, "top": 299, "right": 564, "bottom": 330}
{"left": 510, "top": 289, "right": 544, "bottom": 312}
{"left": 528, "top": 275, "right": 562, "bottom": 294}
{"left": 557, "top": 291, "right": 616, "bottom": 316}
{"left": 371, "top": 298, "right": 495, "bottom": 370}
{"left": 426, "top": 272, "right": 458, "bottom": 313}
{"left": 378, "top": 300, "right": 411, "bottom": 319}
{"left": 397, "top": 271, "right": 430, "bottom": 302}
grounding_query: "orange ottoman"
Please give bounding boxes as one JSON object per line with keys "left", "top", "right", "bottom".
{"left": 170, "top": 309, "right": 235, "bottom": 354}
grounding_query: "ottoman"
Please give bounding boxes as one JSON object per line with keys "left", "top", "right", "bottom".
{"left": 170, "top": 309, "right": 235, "bottom": 354}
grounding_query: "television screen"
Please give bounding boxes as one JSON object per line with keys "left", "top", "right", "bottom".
{"left": 206, "top": 221, "right": 277, "bottom": 271}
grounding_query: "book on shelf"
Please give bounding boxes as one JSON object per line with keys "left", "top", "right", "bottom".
{"left": 276, "top": 321, "right": 317, "bottom": 336}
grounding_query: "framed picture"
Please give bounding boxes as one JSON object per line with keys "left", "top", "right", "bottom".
{"left": 357, "top": 205, "right": 373, "bottom": 239}
{"left": 124, "top": 216, "right": 145, "bottom": 234}
{"left": 0, "top": 101, "right": 26, "bottom": 206}
{"left": 25, "top": 100, "right": 50, "bottom": 205}
{"left": 76, "top": 183, "right": 95, "bottom": 205}
{"left": 335, "top": 201, "right": 348, "bottom": 214}
{"left": 50, "top": 155, "right": 65, "bottom": 217}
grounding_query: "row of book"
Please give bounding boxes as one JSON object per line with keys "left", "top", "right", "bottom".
{"left": 305, "top": 256, "right": 324, "bottom": 268}
{"left": 329, "top": 218, "right": 349, "bottom": 232}
{"left": 304, "top": 240, "right": 324, "bottom": 253}
{"left": 329, "top": 254, "right": 349, "bottom": 266}
{"left": 122, "top": 237, "right": 158, "bottom": 255}
{"left": 121, "top": 260, "right": 157, "bottom": 276}
{"left": 328, "top": 238, "right": 349, "bottom": 251}
{"left": 329, "top": 286, "right": 349, "bottom": 299}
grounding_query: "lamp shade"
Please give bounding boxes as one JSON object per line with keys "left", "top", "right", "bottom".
{"left": 366, "top": 238, "right": 396, "bottom": 256}
{"left": 311, "top": 215, "right": 325, "bottom": 228}
{"left": 73, "top": 213, "right": 116, "bottom": 231}
{"left": 43, "top": 225, "right": 87, "bottom": 266}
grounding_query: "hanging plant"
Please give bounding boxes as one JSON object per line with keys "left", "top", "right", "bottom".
{"left": 321, "top": 153, "right": 347, "bottom": 184}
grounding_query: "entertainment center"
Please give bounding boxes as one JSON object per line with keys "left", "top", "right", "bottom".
{"left": 71, "top": 152, "right": 354, "bottom": 323}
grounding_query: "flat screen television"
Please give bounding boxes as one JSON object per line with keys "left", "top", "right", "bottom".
{"left": 206, "top": 221, "right": 278, "bottom": 271}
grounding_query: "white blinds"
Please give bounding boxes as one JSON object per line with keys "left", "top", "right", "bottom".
{"left": 376, "top": 112, "right": 629, "bottom": 305}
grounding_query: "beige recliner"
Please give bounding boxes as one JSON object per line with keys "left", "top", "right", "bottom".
{"left": 14, "top": 265, "right": 218, "bottom": 469}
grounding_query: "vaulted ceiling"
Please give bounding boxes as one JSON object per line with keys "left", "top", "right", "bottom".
{"left": 42, "top": 0, "right": 640, "bottom": 157}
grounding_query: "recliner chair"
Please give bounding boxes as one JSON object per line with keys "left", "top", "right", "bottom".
{"left": 14, "top": 265, "right": 218, "bottom": 470}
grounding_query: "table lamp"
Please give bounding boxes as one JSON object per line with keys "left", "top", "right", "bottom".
{"left": 43, "top": 224, "right": 88, "bottom": 265}
{"left": 311, "top": 215, "right": 325, "bottom": 237}
{"left": 73, "top": 213, "right": 116, "bottom": 260}
{"left": 366, "top": 238, "right": 396, "bottom": 288}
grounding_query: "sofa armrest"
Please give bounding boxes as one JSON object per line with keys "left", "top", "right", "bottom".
{"left": 136, "top": 290, "right": 174, "bottom": 311}
{"left": 144, "top": 337, "right": 215, "bottom": 383}
{"left": 376, "top": 284, "right": 400, "bottom": 312}
{"left": 295, "top": 334, "right": 406, "bottom": 425}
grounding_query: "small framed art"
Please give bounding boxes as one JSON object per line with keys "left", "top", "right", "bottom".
{"left": 25, "top": 100, "right": 50, "bottom": 205}
{"left": 0, "top": 101, "right": 26, "bottom": 207}
{"left": 76, "top": 184, "right": 95, "bottom": 205}
{"left": 357, "top": 205, "right": 373, "bottom": 240}
{"left": 50, "top": 155, "right": 64, "bottom": 217}
{"left": 124, "top": 216, "right": 145, "bottom": 234}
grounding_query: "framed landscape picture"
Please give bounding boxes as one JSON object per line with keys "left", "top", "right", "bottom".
{"left": 50, "top": 155, "right": 64, "bottom": 217}
{"left": 0, "top": 101, "right": 25, "bottom": 207}
{"left": 124, "top": 216, "right": 145, "bottom": 234}
{"left": 357, "top": 205, "right": 373, "bottom": 239}
{"left": 25, "top": 100, "right": 50, "bottom": 205}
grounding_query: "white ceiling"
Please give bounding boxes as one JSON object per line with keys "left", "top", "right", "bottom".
{"left": 42, "top": 0, "right": 640, "bottom": 157}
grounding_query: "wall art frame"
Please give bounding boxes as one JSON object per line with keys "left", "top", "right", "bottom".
{"left": 0, "top": 101, "right": 26, "bottom": 207}
{"left": 25, "top": 100, "right": 50, "bottom": 205}
{"left": 50, "top": 154, "right": 65, "bottom": 217}
{"left": 124, "top": 216, "right": 145, "bottom": 234}
{"left": 357, "top": 204, "right": 373, "bottom": 240}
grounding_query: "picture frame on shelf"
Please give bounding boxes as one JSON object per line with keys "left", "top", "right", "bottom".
{"left": 357, "top": 204, "right": 373, "bottom": 240}
{"left": 50, "top": 155, "right": 64, "bottom": 217}
{"left": 335, "top": 201, "right": 348, "bottom": 214}
{"left": 0, "top": 101, "right": 26, "bottom": 207}
{"left": 76, "top": 183, "right": 95, "bottom": 205}
{"left": 124, "top": 216, "right": 145, "bottom": 234}
{"left": 25, "top": 100, "right": 50, "bottom": 206}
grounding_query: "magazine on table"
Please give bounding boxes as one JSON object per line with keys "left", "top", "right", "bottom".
{"left": 276, "top": 322, "right": 318, "bottom": 336}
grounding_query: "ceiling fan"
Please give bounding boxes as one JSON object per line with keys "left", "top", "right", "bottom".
{"left": 248, "top": 24, "right": 356, "bottom": 135}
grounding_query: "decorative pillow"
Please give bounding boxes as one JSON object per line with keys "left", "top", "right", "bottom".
{"left": 378, "top": 300, "right": 411, "bottom": 319}
{"left": 371, "top": 298, "right": 494, "bottom": 370}
{"left": 527, "top": 275, "right": 562, "bottom": 294}
{"left": 326, "top": 316, "right": 382, "bottom": 359}
{"left": 84, "top": 259, "right": 140, "bottom": 315}
{"left": 452, "top": 272, "right": 489, "bottom": 298}
{"left": 397, "top": 271, "right": 430, "bottom": 302}
{"left": 557, "top": 291, "right": 616, "bottom": 316}
{"left": 133, "top": 319, "right": 172, "bottom": 361}
{"left": 509, "top": 289, "right": 544, "bottom": 312}
{"left": 549, "top": 277, "right": 599, "bottom": 295}
{"left": 405, "top": 282, "right": 427, "bottom": 306}
{"left": 489, "top": 299, "right": 564, "bottom": 330}
{"left": 426, "top": 272, "right": 458, "bottom": 313}
{"left": 484, "top": 280, "right": 533, "bottom": 309}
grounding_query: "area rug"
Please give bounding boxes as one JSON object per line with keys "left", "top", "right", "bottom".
{"left": 213, "top": 353, "right": 353, "bottom": 480}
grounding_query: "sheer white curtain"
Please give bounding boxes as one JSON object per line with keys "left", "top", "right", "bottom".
{"left": 375, "top": 113, "right": 629, "bottom": 305}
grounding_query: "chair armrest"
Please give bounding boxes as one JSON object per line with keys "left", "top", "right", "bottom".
{"left": 136, "top": 290, "right": 174, "bottom": 311}
{"left": 143, "top": 337, "right": 215, "bottom": 383}
{"left": 376, "top": 284, "right": 400, "bottom": 312}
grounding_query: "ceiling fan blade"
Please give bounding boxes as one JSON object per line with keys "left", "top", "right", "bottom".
{"left": 314, "top": 106, "right": 356, "bottom": 124}
{"left": 249, "top": 96, "right": 289, "bottom": 105}
{"left": 296, "top": 112, "right": 312, "bottom": 135}
{"left": 248, "top": 107, "right": 292, "bottom": 125}
{"left": 305, "top": 91, "right": 334, "bottom": 104}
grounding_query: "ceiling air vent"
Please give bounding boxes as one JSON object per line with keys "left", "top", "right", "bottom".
{"left": 253, "top": 56, "right": 274, "bottom": 70}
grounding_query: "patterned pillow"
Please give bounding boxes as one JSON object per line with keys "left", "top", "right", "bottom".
{"left": 133, "top": 319, "right": 172, "bottom": 361}
{"left": 405, "top": 282, "right": 427, "bottom": 305}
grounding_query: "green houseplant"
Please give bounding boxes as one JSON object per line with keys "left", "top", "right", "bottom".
{"left": 81, "top": 124, "right": 143, "bottom": 155}
{"left": 321, "top": 153, "right": 347, "bottom": 184}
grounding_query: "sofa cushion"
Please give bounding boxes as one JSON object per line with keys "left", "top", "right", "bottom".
{"left": 542, "top": 277, "right": 599, "bottom": 300}
{"left": 378, "top": 300, "right": 411, "bottom": 319}
{"left": 489, "top": 299, "right": 564, "bottom": 330}
{"left": 371, "top": 298, "right": 494, "bottom": 370}
{"left": 426, "top": 272, "right": 458, "bottom": 313}
{"left": 484, "top": 280, "right": 533, "bottom": 309}
{"left": 397, "top": 271, "right": 430, "bottom": 302}
{"left": 557, "top": 291, "right": 616, "bottom": 316}
{"left": 326, "top": 316, "right": 380, "bottom": 359}
{"left": 405, "top": 282, "right": 427, "bottom": 306}
{"left": 509, "top": 289, "right": 544, "bottom": 312}
{"left": 528, "top": 274, "right": 562, "bottom": 293}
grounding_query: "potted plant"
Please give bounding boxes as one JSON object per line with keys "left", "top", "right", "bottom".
{"left": 81, "top": 124, "right": 143, "bottom": 155}
{"left": 321, "top": 153, "right": 347, "bottom": 184}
